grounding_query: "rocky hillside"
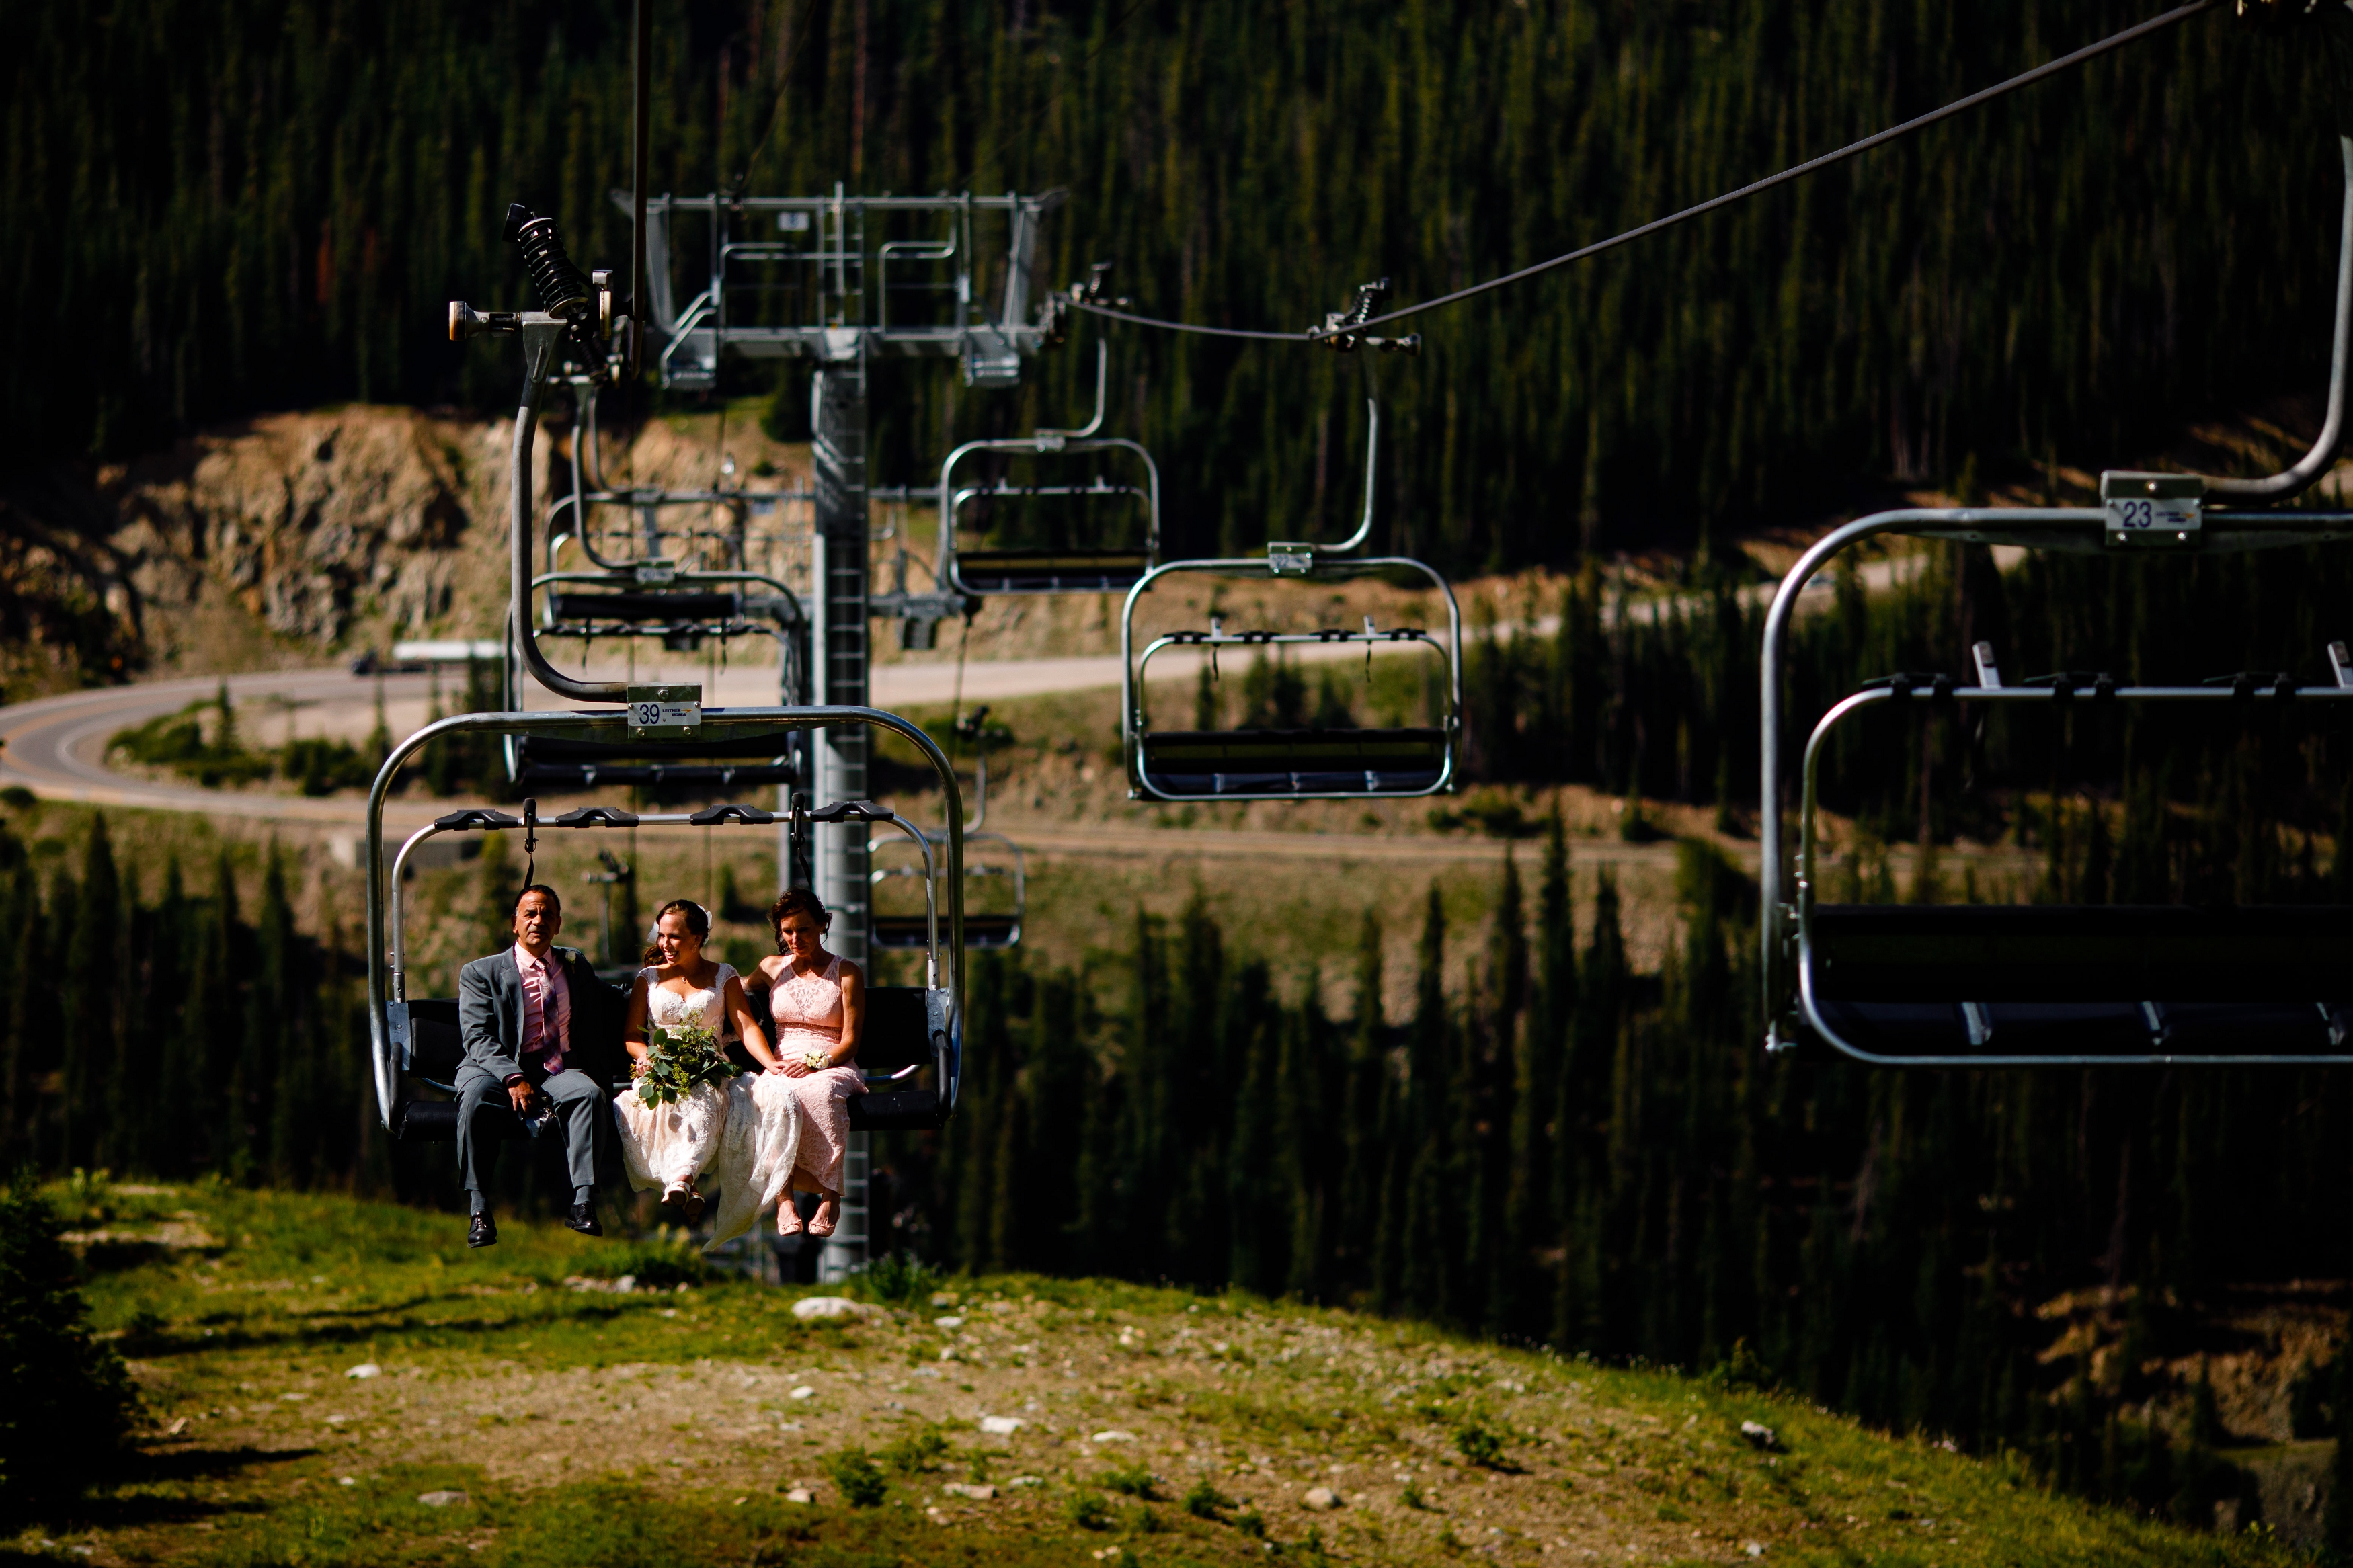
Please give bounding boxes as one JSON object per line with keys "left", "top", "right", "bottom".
{"left": 0, "top": 403, "right": 809, "bottom": 702}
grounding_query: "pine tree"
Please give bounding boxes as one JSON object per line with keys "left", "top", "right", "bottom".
{"left": 1343, "top": 908, "right": 1386, "bottom": 1298}
{"left": 0, "top": 854, "right": 34, "bottom": 1159}
{"left": 1497, "top": 844, "right": 1550, "bottom": 1335}
{"left": 251, "top": 848, "right": 301, "bottom": 1185}
{"left": 59, "top": 816, "right": 118, "bottom": 1171}
{"left": 188, "top": 852, "right": 241, "bottom": 1173}
{"left": 1279, "top": 989, "right": 1330, "bottom": 1303}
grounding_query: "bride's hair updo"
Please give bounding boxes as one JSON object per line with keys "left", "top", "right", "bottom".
{"left": 768, "top": 888, "right": 830, "bottom": 951}
{"left": 641, "top": 899, "right": 712, "bottom": 966}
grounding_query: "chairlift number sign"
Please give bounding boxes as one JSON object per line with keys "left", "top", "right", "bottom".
{"left": 2107, "top": 496, "right": 2196, "bottom": 532}
{"left": 625, "top": 683, "right": 703, "bottom": 737}
{"left": 2100, "top": 472, "right": 2201, "bottom": 548}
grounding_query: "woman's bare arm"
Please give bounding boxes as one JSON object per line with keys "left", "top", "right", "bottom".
{"left": 622, "top": 975, "right": 651, "bottom": 1072}
{"left": 834, "top": 961, "right": 865, "bottom": 1065}
{"left": 725, "top": 974, "right": 779, "bottom": 1070}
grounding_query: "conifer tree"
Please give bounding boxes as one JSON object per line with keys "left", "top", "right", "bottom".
{"left": 186, "top": 853, "right": 241, "bottom": 1173}
{"left": 1279, "top": 989, "right": 1330, "bottom": 1303}
{"left": 0, "top": 845, "right": 31, "bottom": 1158}
{"left": 251, "top": 848, "right": 301, "bottom": 1185}
{"left": 25, "top": 865, "right": 79, "bottom": 1171}
{"left": 59, "top": 816, "right": 118, "bottom": 1170}
{"left": 142, "top": 860, "right": 190, "bottom": 1175}
{"left": 1343, "top": 908, "right": 1387, "bottom": 1296}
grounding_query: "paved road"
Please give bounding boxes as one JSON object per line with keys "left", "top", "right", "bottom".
{"left": 0, "top": 662, "right": 1684, "bottom": 868}
{"left": 0, "top": 550, "right": 1915, "bottom": 855}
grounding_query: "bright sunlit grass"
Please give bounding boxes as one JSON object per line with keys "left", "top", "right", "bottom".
{"left": 17, "top": 1180, "right": 2305, "bottom": 1568}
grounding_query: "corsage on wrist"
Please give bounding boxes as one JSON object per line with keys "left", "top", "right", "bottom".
{"left": 801, "top": 1047, "right": 830, "bottom": 1071}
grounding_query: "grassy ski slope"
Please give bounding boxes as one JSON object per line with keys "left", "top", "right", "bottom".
{"left": 16, "top": 1182, "right": 2299, "bottom": 1568}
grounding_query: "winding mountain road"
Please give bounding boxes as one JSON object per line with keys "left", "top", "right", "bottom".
{"left": 0, "top": 555, "right": 1915, "bottom": 862}
{"left": 0, "top": 658, "right": 1688, "bottom": 868}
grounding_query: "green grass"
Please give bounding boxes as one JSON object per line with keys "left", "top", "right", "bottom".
{"left": 17, "top": 1180, "right": 2313, "bottom": 1568}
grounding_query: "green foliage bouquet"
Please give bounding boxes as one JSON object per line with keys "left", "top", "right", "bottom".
{"left": 634, "top": 1016, "right": 735, "bottom": 1106}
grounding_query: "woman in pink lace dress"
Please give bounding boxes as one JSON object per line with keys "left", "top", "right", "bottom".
{"left": 748, "top": 888, "right": 867, "bottom": 1238}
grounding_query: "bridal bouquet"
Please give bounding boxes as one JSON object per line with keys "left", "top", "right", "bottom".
{"left": 635, "top": 1016, "right": 736, "bottom": 1106}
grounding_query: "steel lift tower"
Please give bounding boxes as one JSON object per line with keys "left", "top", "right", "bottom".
{"left": 625, "top": 185, "right": 1067, "bottom": 1279}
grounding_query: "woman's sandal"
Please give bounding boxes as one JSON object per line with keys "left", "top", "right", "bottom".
{"left": 776, "top": 1199, "right": 805, "bottom": 1237}
{"left": 806, "top": 1197, "right": 838, "bottom": 1238}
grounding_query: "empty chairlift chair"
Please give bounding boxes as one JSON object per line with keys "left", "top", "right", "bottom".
{"left": 871, "top": 829, "right": 1025, "bottom": 951}
{"left": 936, "top": 344, "right": 1162, "bottom": 596}
{"left": 1767, "top": 647, "right": 2353, "bottom": 1065}
{"left": 1121, "top": 398, "right": 1462, "bottom": 802}
{"left": 1753, "top": 11, "right": 2353, "bottom": 1069}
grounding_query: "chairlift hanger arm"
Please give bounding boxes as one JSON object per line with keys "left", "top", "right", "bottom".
{"left": 531, "top": 569, "right": 807, "bottom": 630}
{"left": 2193, "top": 136, "right": 2353, "bottom": 499}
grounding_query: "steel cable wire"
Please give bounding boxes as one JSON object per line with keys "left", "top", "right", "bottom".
{"left": 1064, "top": 0, "right": 2217, "bottom": 344}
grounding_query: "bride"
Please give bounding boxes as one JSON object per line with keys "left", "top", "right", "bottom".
{"left": 613, "top": 900, "right": 799, "bottom": 1245}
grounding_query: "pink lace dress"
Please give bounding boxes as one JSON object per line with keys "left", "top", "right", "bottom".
{"left": 768, "top": 954, "right": 865, "bottom": 1194}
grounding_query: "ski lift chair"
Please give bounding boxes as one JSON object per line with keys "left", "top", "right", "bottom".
{"left": 1776, "top": 655, "right": 2353, "bottom": 1064}
{"left": 871, "top": 829, "right": 1025, "bottom": 950}
{"left": 421, "top": 208, "right": 963, "bottom": 1144}
{"left": 509, "top": 565, "right": 811, "bottom": 790}
{"left": 935, "top": 343, "right": 1162, "bottom": 595}
{"left": 546, "top": 379, "right": 786, "bottom": 577}
{"left": 370, "top": 716, "right": 969, "bottom": 1145}
{"left": 1119, "top": 399, "right": 1462, "bottom": 801}
{"left": 1760, "top": 116, "right": 2353, "bottom": 1067}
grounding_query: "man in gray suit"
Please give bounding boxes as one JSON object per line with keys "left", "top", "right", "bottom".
{"left": 455, "top": 884, "right": 619, "bottom": 1247}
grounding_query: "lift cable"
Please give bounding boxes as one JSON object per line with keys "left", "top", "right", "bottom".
{"left": 1066, "top": 0, "right": 2216, "bottom": 345}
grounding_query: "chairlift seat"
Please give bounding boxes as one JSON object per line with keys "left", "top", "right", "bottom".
{"left": 951, "top": 548, "right": 1152, "bottom": 596}
{"left": 1138, "top": 727, "right": 1449, "bottom": 797}
{"left": 1810, "top": 904, "right": 2353, "bottom": 1000}
{"left": 511, "top": 732, "right": 799, "bottom": 790}
{"left": 1802, "top": 904, "right": 2353, "bottom": 1058}
{"left": 844, "top": 985, "right": 957, "bottom": 1131}
{"left": 386, "top": 997, "right": 551, "bottom": 1145}
{"left": 871, "top": 913, "right": 1019, "bottom": 950}
{"left": 548, "top": 591, "right": 740, "bottom": 623}
{"left": 391, "top": 984, "right": 956, "bottom": 1137}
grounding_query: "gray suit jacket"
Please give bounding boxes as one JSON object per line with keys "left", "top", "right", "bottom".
{"left": 457, "top": 946, "right": 624, "bottom": 1089}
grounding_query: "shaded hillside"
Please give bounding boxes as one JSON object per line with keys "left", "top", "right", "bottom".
{"left": 4, "top": 0, "right": 2345, "bottom": 571}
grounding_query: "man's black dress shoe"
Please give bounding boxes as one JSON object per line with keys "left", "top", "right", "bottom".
{"left": 468, "top": 1212, "right": 497, "bottom": 1248}
{"left": 565, "top": 1202, "right": 603, "bottom": 1237}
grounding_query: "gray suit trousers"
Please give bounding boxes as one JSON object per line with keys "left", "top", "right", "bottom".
{"left": 454, "top": 1062, "right": 606, "bottom": 1198}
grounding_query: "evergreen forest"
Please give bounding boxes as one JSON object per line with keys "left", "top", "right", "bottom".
{"left": 7, "top": 0, "right": 2350, "bottom": 565}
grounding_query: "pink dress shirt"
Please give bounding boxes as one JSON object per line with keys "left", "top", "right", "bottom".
{"left": 511, "top": 942, "right": 573, "bottom": 1079}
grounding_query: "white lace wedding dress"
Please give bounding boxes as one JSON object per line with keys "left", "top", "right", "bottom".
{"left": 612, "top": 964, "right": 800, "bottom": 1249}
